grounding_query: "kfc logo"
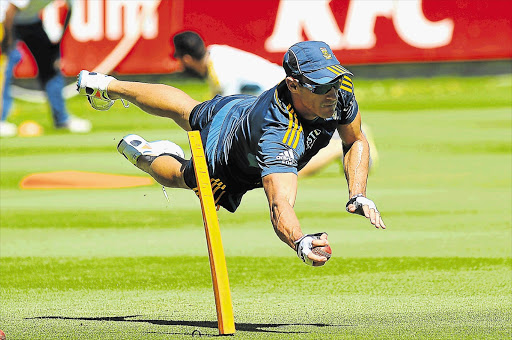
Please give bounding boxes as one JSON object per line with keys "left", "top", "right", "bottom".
{"left": 266, "top": 0, "right": 454, "bottom": 51}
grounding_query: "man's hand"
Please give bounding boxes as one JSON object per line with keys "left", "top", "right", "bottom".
{"left": 295, "top": 233, "right": 330, "bottom": 266}
{"left": 346, "top": 194, "right": 386, "bottom": 229}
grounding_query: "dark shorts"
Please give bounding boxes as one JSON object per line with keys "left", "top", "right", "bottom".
{"left": 182, "top": 96, "right": 248, "bottom": 212}
{"left": 14, "top": 21, "right": 60, "bottom": 85}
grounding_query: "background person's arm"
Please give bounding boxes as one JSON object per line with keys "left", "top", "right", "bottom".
{"left": 1, "top": 3, "right": 19, "bottom": 53}
{"left": 298, "top": 137, "right": 343, "bottom": 178}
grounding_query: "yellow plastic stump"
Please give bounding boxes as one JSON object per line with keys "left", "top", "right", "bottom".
{"left": 188, "top": 131, "right": 235, "bottom": 335}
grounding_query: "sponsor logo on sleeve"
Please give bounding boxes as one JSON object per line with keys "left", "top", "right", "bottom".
{"left": 276, "top": 149, "right": 297, "bottom": 166}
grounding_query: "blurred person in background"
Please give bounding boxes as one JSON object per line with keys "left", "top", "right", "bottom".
{"left": 0, "top": 0, "right": 91, "bottom": 137}
{"left": 172, "top": 30, "right": 285, "bottom": 97}
{"left": 172, "top": 31, "right": 377, "bottom": 176}
{"left": 298, "top": 121, "right": 378, "bottom": 177}
{"left": 77, "top": 41, "right": 386, "bottom": 266}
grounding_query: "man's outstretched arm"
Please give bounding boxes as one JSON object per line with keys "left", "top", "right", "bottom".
{"left": 78, "top": 71, "right": 199, "bottom": 131}
{"left": 338, "top": 112, "right": 386, "bottom": 229}
{"left": 262, "top": 172, "right": 329, "bottom": 264}
{"left": 106, "top": 79, "right": 200, "bottom": 131}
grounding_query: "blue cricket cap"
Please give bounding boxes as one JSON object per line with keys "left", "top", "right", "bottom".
{"left": 283, "top": 41, "right": 352, "bottom": 84}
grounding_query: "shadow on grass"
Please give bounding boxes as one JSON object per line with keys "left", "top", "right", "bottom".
{"left": 27, "top": 315, "right": 351, "bottom": 335}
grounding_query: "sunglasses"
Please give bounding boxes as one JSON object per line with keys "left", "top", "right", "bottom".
{"left": 297, "top": 78, "right": 342, "bottom": 95}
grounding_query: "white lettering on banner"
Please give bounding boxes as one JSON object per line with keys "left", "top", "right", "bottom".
{"left": 266, "top": 0, "right": 454, "bottom": 52}
{"left": 106, "top": 0, "right": 159, "bottom": 40}
{"left": 69, "top": 0, "right": 159, "bottom": 42}
{"left": 394, "top": 0, "right": 453, "bottom": 48}
{"left": 70, "top": 0, "right": 103, "bottom": 42}
{"left": 266, "top": 0, "right": 344, "bottom": 50}
{"left": 345, "top": 0, "right": 453, "bottom": 49}
{"left": 42, "top": 1, "right": 65, "bottom": 44}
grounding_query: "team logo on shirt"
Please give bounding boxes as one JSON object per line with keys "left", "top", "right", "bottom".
{"left": 306, "top": 129, "right": 322, "bottom": 150}
{"left": 276, "top": 149, "right": 297, "bottom": 166}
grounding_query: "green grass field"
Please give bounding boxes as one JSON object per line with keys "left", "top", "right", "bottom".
{"left": 1, "top": 75, "right": 511, "bottom": 339}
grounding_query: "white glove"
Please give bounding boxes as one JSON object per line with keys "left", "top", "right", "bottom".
{"left": 77, "top": 70, "right": 129, "bottom": 111}
{"left": 346, "top": 194, "right": 378, "bottom": 216}
{"left": 294, "top": 232, "right": 326, "bottom": 266}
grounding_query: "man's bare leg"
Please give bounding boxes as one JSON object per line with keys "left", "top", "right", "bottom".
{"left": 136, "top": 155, "right": 189, "bottom": 189}
{"left": 107, "top": 80, "right": 196, "bottom": 187}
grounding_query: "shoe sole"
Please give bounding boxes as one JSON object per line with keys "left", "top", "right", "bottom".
{"left": 117, "top": 137, "right": 142, "bottom": 165}
{"left": 76, "top": 70, "right": 90, "bottom": 95}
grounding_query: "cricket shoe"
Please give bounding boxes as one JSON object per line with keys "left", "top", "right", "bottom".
{"left": 117, "top": 134, "right": 185, "bottom": 168}
{"left": 76, "top": 70, "right": 128, "bottom": 111}
{"left": 56, "top": 116, "right": 92, "bottom": 133}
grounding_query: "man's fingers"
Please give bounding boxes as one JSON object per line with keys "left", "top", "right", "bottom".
{"left": 371, "top": 211, "right": 386, "bottom": 229}
{"left": 363, "top": 205, "right": 385, "bottom": 229}
{"left": 368, "top": 209, "right": 385, "bottom": 228}
{"left": 379, "top": 215, "right": 386, "bottom": 229}
{"left": 309, "top": 233, "right": 329, "bottom": 263}
{"left": 371, "top": 210, "right": 379, "bottom": 228}
{"left": 347, "top": 196, "right": 386, "bottom": 229}
{"left": 311, "top": 234, "right": 329, "bottom": 247}
{"left": 308, "top": 251, "right": 327, "bottom": 263}
{"left": 369, "top": 208, "right": 378, "bottom": 225}
{"left": 363, "top": 205, "right": 371, "bottom": 219}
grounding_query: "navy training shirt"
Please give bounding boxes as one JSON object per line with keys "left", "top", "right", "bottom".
{"left": 187, "top": 78, "right": 359, "bottom": 211}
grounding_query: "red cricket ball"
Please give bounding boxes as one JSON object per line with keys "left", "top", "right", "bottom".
{"left": 311, "top": 245, "right": 332, "bottom": 266}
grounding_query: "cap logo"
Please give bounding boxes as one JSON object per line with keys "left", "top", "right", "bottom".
{"left": 320, "top": 47, "right": 332, "bottom": 60}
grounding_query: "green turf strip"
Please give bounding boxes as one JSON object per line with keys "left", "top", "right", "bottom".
{"left": 1, "top": 257, "right": 510, "bottom": 292}
{"left": 2, "top": 289, "right": 509, "bottom": 339}
{"left": 1, "top": 257, "right": 510, "bottom": 339}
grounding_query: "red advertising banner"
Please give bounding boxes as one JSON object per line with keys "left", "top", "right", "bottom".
{"left": 12, "top": 0, "right": 512, "bottom": 78}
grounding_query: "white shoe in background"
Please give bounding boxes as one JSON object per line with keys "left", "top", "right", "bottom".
{"left": 0, "top": 121, "right": 17, "bottom": 137}
{"left": 59, "top": 116, "right": 92, "bottom": 133}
